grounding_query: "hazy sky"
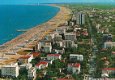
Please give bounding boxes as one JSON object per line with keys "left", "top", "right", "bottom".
{"left": 0, "top": 0, "right": 115, "bottom": 4}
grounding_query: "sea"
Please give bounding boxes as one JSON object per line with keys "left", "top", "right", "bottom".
{"left": 0, "top": 5, "right": 59, "bottom": 45}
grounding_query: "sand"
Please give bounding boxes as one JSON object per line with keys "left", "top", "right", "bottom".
{"left": 0, "top": 5, "right": 71, "bottom": 65}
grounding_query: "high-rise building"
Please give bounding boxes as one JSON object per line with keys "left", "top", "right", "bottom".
{"left": 1, "top": 63, "right": 19, "bottom": 77}
{"left": 76, "top": 12, "right": 85, "bottom": 25}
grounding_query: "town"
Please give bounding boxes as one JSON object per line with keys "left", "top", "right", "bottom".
{"left": 0, "top": 4, "right": 115, "bottom": 80}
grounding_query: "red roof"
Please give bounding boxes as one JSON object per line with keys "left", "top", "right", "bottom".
{"left": 20, "top": 55, "right": 31, "bottom": 59}
{"left": 68, "top": 63, "right": 80, "bottom": 68}
{"left": 73, "top": 63, "right": 80, "bottom": 68}
{"left": 57, "top": 78, "right": 69, "bottom": 80}
{"left": 32, "top": 52, "right": 40, "bottom": 57}
{"left": 112, "top": 51, "right": 115, "bottom": 54}
{"left": 47, "top": 54, "right": 61, "bottom": 57}
{"left": 36, "top": 61, "right": 48, "bottom": 67}
{"left": 102, "top": 68, "right": 115, "bottom": 70}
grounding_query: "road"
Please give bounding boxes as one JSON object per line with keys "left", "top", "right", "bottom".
{"left": 84, "top": 14, "right": 98, "bottom": 80}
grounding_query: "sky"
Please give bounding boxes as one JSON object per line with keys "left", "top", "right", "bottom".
{"left": 0, "top": 0, "right": 115, "bottom": 4}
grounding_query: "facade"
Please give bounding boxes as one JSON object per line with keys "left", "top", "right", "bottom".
{"left": 53, "top": 41, "right": 63, "bottom": 48}
{"left": 20, "top": 63, "right": 32, "bottom": 70}
{"left": 47, "top": 54, "right": 61, "bottom": 60}
{"left": 63, "top": 40, "right": 74, "bottom": 48}
{"left": 64, "top": 33, "right": 76, "bottom": 41}
{"left": 76, "top": 12, "right": 85, "bottom": 25}
{"left": 102, "top": 68, "right": 115, "bottom": 77}
{"left": 54, "top": 34, "right": 63, "bottom": 41}
{"left": 70, "top": 54, "right": 83, "bottom": 62}
{"left": 43, "top": 45, "right": 52, "bottom": 53}
{"left": 28, "top": 67, "right": 36, "bottom": 79}
{"left": 54, "top": 48, "right": 65, "bottom": 54}
{"left": 40, "top": 60, "right": 53, "bottom": 64}
{"left": 45, "top": 33, "right": 55, "bottom": 41}
{"left": 1, "top": 63, "right": 19, "bottom": 77}
{"left": 111, "top": 51, "right": 115, "bottom": 58}
{"left": 19, "top": 55, "right": 33, "bottom": 64}
{"left": 67, "top": 63, "right": 81, "bottom": 74}
{"left": 35, "top": 61, "right": 48, "bottom": 69}
{"left": 56, "top": 26, "right": 66, "bottom": 34}
{"left": 32, "top": 52, "right": 40, "bottom": 58}
{"left": 104, "top": 42, "right": 115, "bottom": 48}
{"left": 38, "top": 40, "right": 52, "bottom": 50}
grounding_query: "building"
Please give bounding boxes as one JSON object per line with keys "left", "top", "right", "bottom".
{"left": 28, "top": 67, "right": 36, "bottom": 79}
{"left": 40, "top": 60, "right": 53, "bottom": 64}
{"left": 74, "top": 27, "right": 82, "bottom": 32}
{"left": 56, "top": 26, "right": 67, "bottom": 34}
{"left": 64, "top": 33, "right": 76, "bottom": 41}
{"left": 35, "top": 61, "right": 48, "bottom": 69}
{"left": 1, "top": 63, "right": 19, "bottom": 77}
{"left": 44, "top": 33, "right": 55, "bottom": 41}
{"left": 38, "top": 40, "right": 52, "bottom": 50}
{"left": 18, "top": 55, "right": 33, "bottom": 64}
{"left": 70, "top": 54, "right": 83, "bottom": 62}
{"left": 76, "top": 12, "right": 85, "bottom": 25}
{"left": 111, "top": 51, "right": 115, "bottom": 58}
{"left": 54, "top": 48, "right": 65, "bottom": 54}
{"left": 102, "top": 68, "right": 115, "bottom": 77}
{"left": 103, "top": 34, "right": 112, "bottom": 42}
{"left": 67, "top": 63, "right": 81, "bottom": 74}
{"left": 47, "top": 54, "right": 61, "bottom": 60}
{"left": 32, "top": 52, "right": 40, "bottom": 58}
{"left": 63, "top": 40, "right": 78, "bottom": 48}
{"left": 20, "top": 63, "right": 32, "bottom": 70}
{"left": 104, "top": 42, "right": 115, "bottom": 48}
{"left": 43, "top": 45, "right": 52, "bottom": 53}
{"left": 53, "top": 40, "right": 63, "bottom": 48}
{"left": 54, "top": 34, "right": 63, "bottom": 41}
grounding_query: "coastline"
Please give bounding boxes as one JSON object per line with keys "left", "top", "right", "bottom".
{"left": 0, "top": 5, "right": 71, "bottom": 64}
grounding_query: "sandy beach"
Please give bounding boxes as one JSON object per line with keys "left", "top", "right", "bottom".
{"left": 0, "top": 5, "right": 71, "bottom": 65}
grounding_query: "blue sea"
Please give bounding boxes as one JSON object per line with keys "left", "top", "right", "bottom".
{"left": 0, "top": 5, "right": 59, "bottom": 45}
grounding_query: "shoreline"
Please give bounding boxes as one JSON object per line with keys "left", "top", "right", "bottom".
{"left": 0, "top": 5, "right": 58, "bottom": 50}
{"left": 0, "top": 5, "right": 71, "bottom": 63}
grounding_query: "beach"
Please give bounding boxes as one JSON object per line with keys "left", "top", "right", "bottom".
{"left": 0, "top": 5, "right": 71, "bottom": 65}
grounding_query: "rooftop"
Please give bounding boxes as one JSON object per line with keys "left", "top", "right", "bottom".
{"left": 32, "top": 52, "right": 40, "bottom": 57}
{"left": 112, "top": 51, "right": 115, "bottom": 54}
{"left": 19, "top": 55, "right": 31, "bottom": 59}
{"left": 68, "top": 63, "right": 80, "bottom": 68}
{"left": 102, "top": 68, "right": 115, "bottom": 70}
{"left": 47, "top": 54, "right": 61, "bottom": 57}
{"left": 36, "top": 61, "right": 48, "bottom": 67}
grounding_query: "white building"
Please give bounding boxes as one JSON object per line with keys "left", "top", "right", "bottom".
{"left": 47, "top": 54, "right": 61, "bottom": 60}
{"left": 20, "top": 63, "right": 32, "bottom": 70}
{"left": 70, "top": 54, "right": 83, "bottom": 61}
{"left": 45, "top": 33, "right": 55, "bottom": 41}
{"left": 56, "top": 26, "right": 67, "bottom": 34}
{"left": 19, "top": 55, "right": 33, "bottom": 64}
{"left": 104, "top": 42, "right": 115, "bottom": 48}
{"left": 53, "top": 41, "right": 63, "bottom": 48}
{"left": 1, "top": 63, "right": 19, "bottom": 77}
{"left": 43, "top": 45, "right": 52, "bottom": 53}
{"left": 63, "top": 40, "right": 78, "bottom": 48}
{"left": 67, "top": 63, "right": 81, "bottom": 74}
{"left": 35, "top": 61, "right": 48, "bottom": 69}
{"left": 54, "top": 34, "right": 63, "bottom": 41}
{"left": 74, "top": 27, "right": 82, "bottom": 32}
{"left": 54, "top": 48, "right": 65, "bottom": 54}
{"left": 28, "top": 67, "right": 36, "bottom": 79}
{"left": 38, "top": 40, "right": 52, "bottom": 50}
{"left": 64, "top": 33, "right": 76, "bottom": 41}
